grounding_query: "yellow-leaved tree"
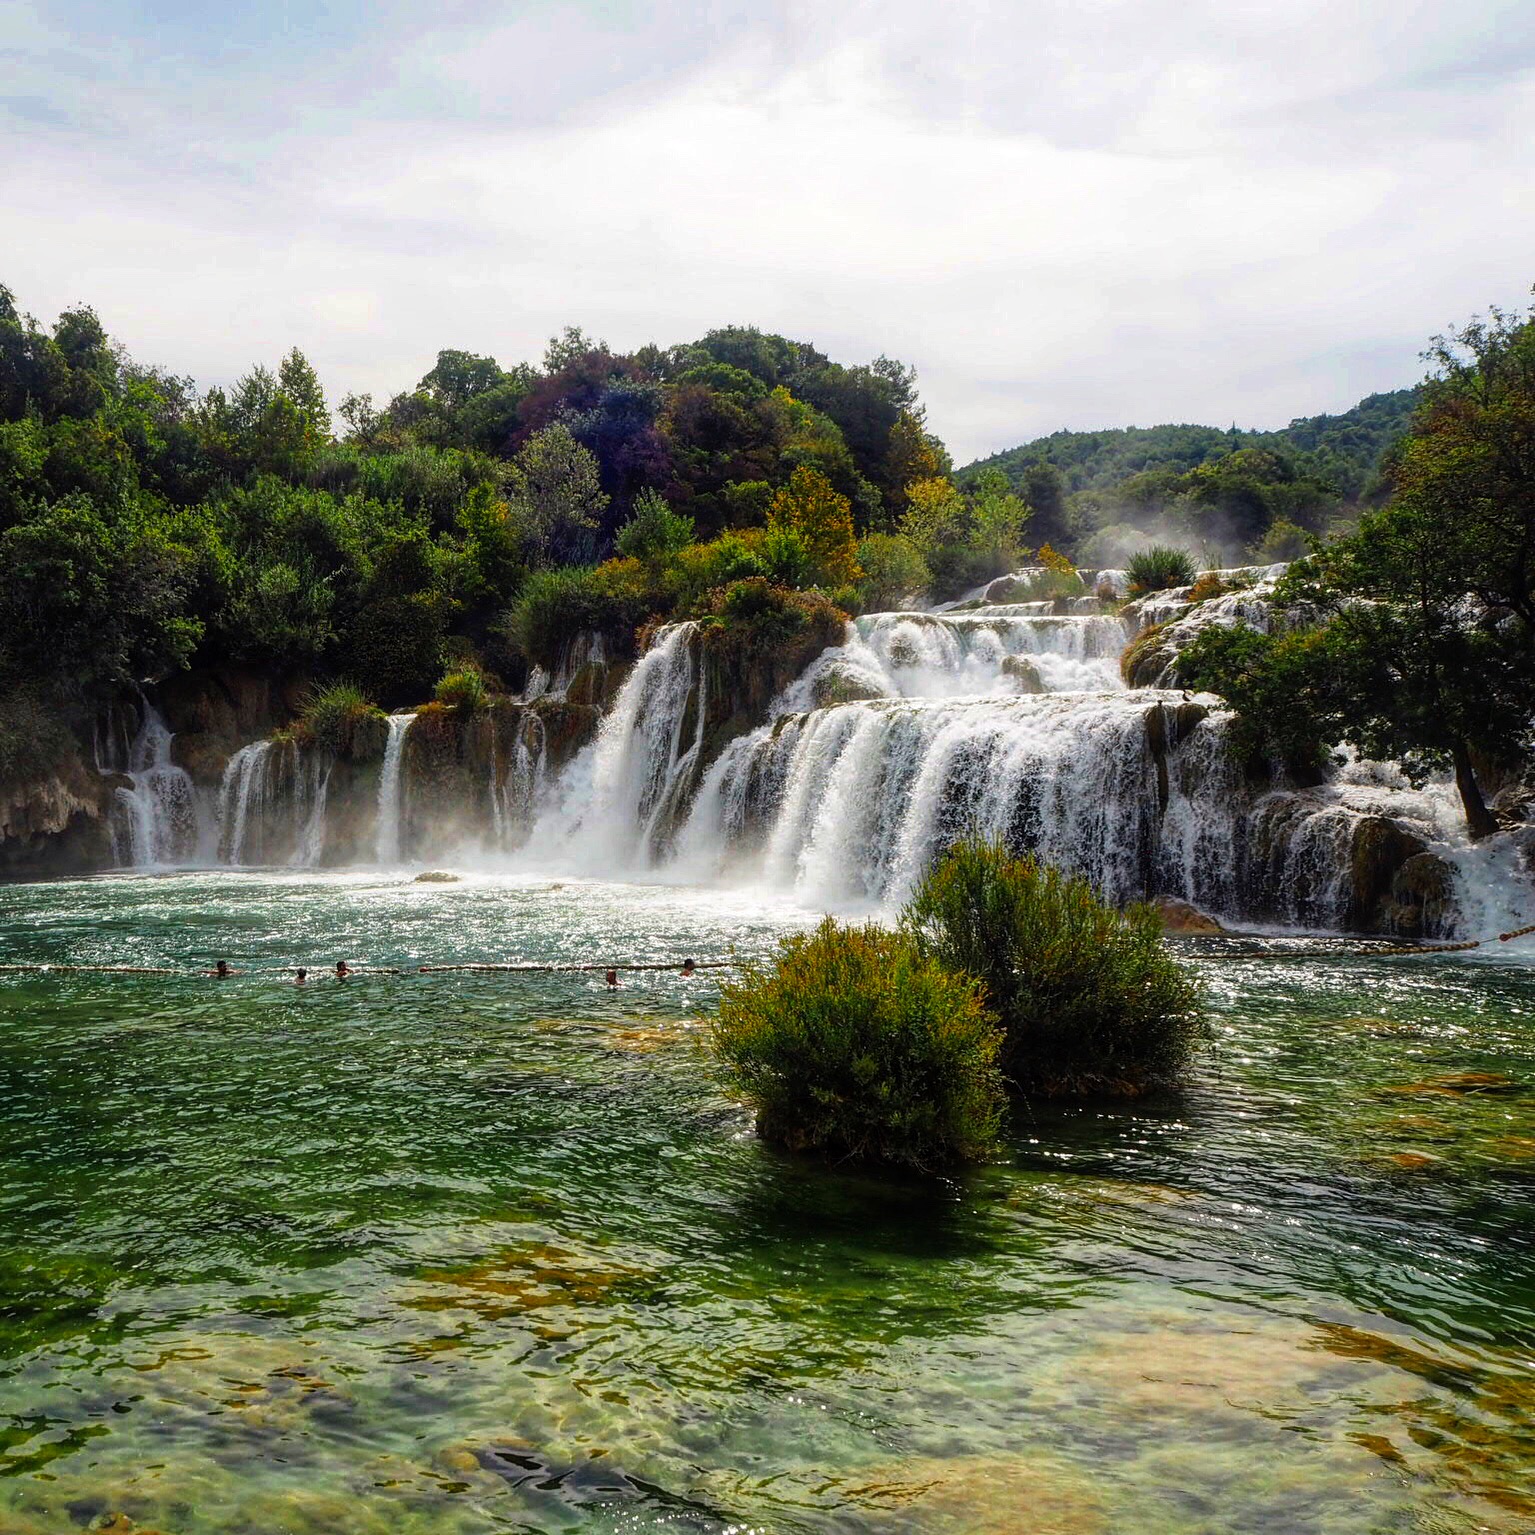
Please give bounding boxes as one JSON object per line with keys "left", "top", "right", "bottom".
{"left": 899, "top": 477, "right": 966, "bottom": 556}
{"left": 769, "top": 467, "right": 863, "bottom": 587}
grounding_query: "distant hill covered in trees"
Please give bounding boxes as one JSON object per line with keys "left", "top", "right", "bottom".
{"left": 961, "top": 388, "right": 1422, "bottom": 566}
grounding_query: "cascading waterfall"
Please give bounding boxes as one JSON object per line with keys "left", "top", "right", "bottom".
{"left": 531, "top": 622, "right": 707, "bottom": 870}
{"left": 107, "top": 697, "right": 201, "bottom": 868}
{"left": 489, "top": 712, "right": 547, "bottom": 853}
{"left": 673, "top": 692, "right": 1178, "bottom": 905}
{"left": 85, "top": 573, "right": 1533, "bottom": 936}
{"left": 375, "top": 714, "right": 416, "bottom": 865}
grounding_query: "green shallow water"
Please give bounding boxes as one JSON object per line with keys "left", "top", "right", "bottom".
{"left": 1, "top": 871, "right": 1533, "bottom": 1534}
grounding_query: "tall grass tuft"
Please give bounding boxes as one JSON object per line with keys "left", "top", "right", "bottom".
{"left": 1126, "top": 546, "right": 1198, "bottom": 596}
{"left": 297, "top": 681, "right": 386, "bottom": 759}
{"left": 713, "top": 918, "right": 1005, "bottom": 1170}
{"left": 904, "top": 839, "right": 1205, "bottom": 1096}
{"left": 434, "top": 666, "right": 488, "bottom": 715}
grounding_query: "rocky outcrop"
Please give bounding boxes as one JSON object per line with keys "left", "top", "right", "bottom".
{"left": 159, "top": 668, "right": 310, "bottom": 786}
{"left": 1152, "top": 896, "right": 1226, "bottom": 933}
{"left": 0, "top": 752, "right": 116, "bottom": 873}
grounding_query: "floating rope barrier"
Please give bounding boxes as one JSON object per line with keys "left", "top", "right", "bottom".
{"left": 1370, "top": 920, "right": 1535, "bottom": 957}
{"left": 0, "top": 959, "right": 736, "bottom": 977}
{"left": 2, "top": 929, "right": 1533, "bottom": 976}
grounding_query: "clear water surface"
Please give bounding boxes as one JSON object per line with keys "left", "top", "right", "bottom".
{"left": 1, "top": 871, "right": 1532, "bottom": 1533}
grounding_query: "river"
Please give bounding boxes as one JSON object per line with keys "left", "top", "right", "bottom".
{"left": 1, "top": 870, "right": 1532, "bottom": 1532}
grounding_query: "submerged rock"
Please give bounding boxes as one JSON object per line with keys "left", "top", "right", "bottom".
{"left": 414, "top": 870, "right": 460, "bottom": 883}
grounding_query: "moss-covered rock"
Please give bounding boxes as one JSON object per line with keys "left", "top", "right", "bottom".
{"left": 1001, "top": 655, "right": 1046, "bottom": 694}
{"left": 1120, "top": 621, "right": 1175, "bottom": 688}
{"left": 1348, "top": 816, "right": 1428, "bottom": 930}
{"left": 1382, "top": 851, "right": 1458, "bottom": 938}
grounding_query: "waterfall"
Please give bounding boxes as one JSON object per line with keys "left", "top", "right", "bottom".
{"left": 296, "top": 756, "right": 333, "bottom": 867}
{"left": 489, "top": 712, "right": 547, "bottom": 852}
{"left": 533, "top": 623, "right": 706, "bottom": 870}
{"left": 218, "top": 742, "right": 272, "bottom": 864}
{"left": 673, "top": 692, "right": 1173, "bottom": 905}
{"left": 110, "top": 698, "right": 200, "bottom": 868}
{"left": 375, "top": 714, "right": 416, "bottom": 865}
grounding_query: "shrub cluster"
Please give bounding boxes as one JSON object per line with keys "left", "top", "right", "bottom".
{"left": 904, "top": 841, "right": 1204, "bottom": 1097}
{"left": 1126, "top": 545, "right": 1198, "bottom": 596}
{"left": 714, "top": 918, "right": 1004, "bottom": 1171}
{"left": 295, "top": 681, "right": 387, "bottom": 759}
{"left": 714, "top": 840, "right": 1205, "bottom": 1169}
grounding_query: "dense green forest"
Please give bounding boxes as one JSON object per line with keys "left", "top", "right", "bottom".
{"left": 0, "top": 285, "right": 1023, "bottom": 768}
{"left": 963, "top": 388, "right": 1420, "bottom": 564}
{"left": 10, "top": 275, "right": 1517, "bottom": 828}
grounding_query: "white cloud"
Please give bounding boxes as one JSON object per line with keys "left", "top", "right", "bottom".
{"left": 2, "top": 0, "right": 1533, "bottom": 460}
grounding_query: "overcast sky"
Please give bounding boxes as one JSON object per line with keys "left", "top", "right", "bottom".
{"left": 4, "top": 0, "right": 1534, "bottom": 462}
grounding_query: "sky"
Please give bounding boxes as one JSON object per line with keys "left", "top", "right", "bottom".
{"left": 3, "top": 0, "right": 1534, "bottom": 463}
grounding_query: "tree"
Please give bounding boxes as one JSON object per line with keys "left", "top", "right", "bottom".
{"left": 615, "top": 488, "right": 694, "bottom": 561}
{"left": 1180, "top": 298, "right": 1535, "bottom": 837}
{"left": 277, "top": 348, "right": 329, "bottom": 440}
{"left": 508, "top": 422, "right": 609, "bottom": 566}
{"left": 967, "top": 467, "right": 1029, "bottom": 569}
{"left": 899, "top": 476, "right": 965, "bottom": 556}
{"left": 768, "top": 466, "right": 861, "bottom": 587}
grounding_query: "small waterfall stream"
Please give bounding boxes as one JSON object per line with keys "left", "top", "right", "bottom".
{"left": 375, "top": 714, "right": 416, "bottom": 865}
{"left": 107, "top": 698, "right": 201, "bottom": 868}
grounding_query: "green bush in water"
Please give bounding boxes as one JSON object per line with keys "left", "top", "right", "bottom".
{"left": 903, "top": 839, "right": 1205, "bottom": 1097}
{"left": 434, "top": 665, "right": 488, "bottom": 715}
{"left": 714, "top": 917, "right": 1005, "bottom": 1170}
{"left": 297, "top": 680, "right": 387, "bottom": 759}
{"left": 1126, "top": 545, "right": 1198, "bottom": 596}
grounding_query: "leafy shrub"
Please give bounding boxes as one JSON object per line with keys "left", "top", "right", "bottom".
{"left": 296, "top": 680, "right": 387, "bottom": 759}
{"left": 1187, "top": 572, "right": 1228, "bottom": 603}
{"left": 700, "top": 579, "right": 846, "bottom": 660}
{"left": 1015, "top": 565, "right": 1087, "bottom": 602}
{"left": 714, "top": 917, "right": 1005, "bottom": 1170}
{"left": 753, "top": 523, "right": 814, "bottom": 588}
{"left": 502, "top": 562, "right": 650, "bottom": 669}
{"left": 904, "top": 839, "right": 1205, "bottom": 1096}
{"left": 614, "top": 488, "right": 694, "bottom": 561}
{"left": 434, "top": 665, "right": 488, "bottom": 715}
{"left": 1126, "top": 546, "right": 1198, "bottom": 596}
{"left": 856, "top": 531, "right": 930, "bottom": 611}
{"left": 1252, "top": 517, "right": 1311, "bottom": 563}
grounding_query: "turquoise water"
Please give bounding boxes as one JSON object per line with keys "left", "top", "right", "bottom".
{"left": 1, "top": 871, "right": 1533, "bottom": 1533}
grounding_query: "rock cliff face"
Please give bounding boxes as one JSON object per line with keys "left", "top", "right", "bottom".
{"left": 0, "top": 751, "right": 115, "bottom": 874}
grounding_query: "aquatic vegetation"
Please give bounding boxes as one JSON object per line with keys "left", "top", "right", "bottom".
{"left": 903, "top": 838, "right": 1205, "bottom": 1096}
{"left": 713, "top": 916, "right": 1005, "bottom": 1169}
{"left": 433, "top": 665, "right": 489, "bottom": 715}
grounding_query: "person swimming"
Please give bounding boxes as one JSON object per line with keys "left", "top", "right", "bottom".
{"left": 606, "top": 968, "right": 618, "bottom": 988}
{"left": 212, "top": 960, "right": 232, "bottom": 978}
{"left": 335, "top": 960, "right": 351, "bottom": 980}
{"left": 681, "top": 958, "right": 696, "bottom": 977}
{"left": 295, "top": 968, "right": 307, "bottom": 984}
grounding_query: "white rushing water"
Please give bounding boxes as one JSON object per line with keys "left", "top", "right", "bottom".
{"left": 102, "top": 572, "right": 1534, "bottom": 939}
{"left": 107, "top": 697, "right": 202, "bottom": 868}
{"left": 375, "top": 714, "right": 416, "bottom": 866}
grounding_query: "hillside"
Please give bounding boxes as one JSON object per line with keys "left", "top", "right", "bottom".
{"left": 964, "top": 388, "right": 1420, "bottom": 502}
